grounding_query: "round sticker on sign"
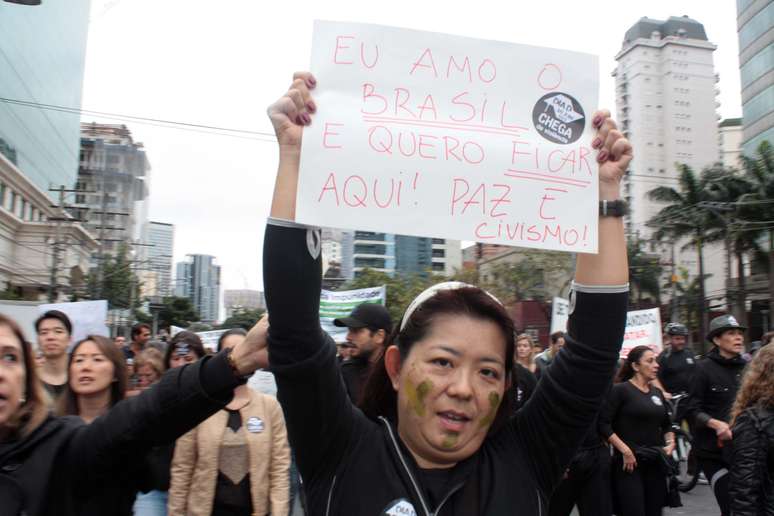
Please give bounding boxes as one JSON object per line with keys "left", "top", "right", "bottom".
{"left": 246, "top": 417, "right": 264, "bottom": 433}
{"left": 532, "top": 92, "right": 586, "bottom": 145}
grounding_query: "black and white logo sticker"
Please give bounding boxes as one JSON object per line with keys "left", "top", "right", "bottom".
{"left": 246, "top": 417, "right": 264, "bottom": 433}
{"left": 382, "top": 499, "right": 417, "bottom": 516}
{"left": 651, "top": 395, "right": 663, "bottom": 407}
{"left": 532, "top": 92, "right": 586, "bottom": 145}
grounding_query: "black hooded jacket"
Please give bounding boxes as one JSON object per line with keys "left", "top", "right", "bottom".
{"left": 0, "top": 352, "right": 240, "bottom": 516}
{"left": 264, "top": 219, "right": 628, "bottom": 516}
{"left": 685, "top": 347, "right": 748, "bottom": 456}
{"left": 730, "top": 406, "right": 774, "bottom": 516}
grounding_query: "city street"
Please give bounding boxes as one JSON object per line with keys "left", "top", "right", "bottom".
{"left": 666, "top": 484, "right": 720, "bottom": 516}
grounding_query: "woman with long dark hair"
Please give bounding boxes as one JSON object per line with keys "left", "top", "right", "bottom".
{"left": 258, "top": 71, "right": 631, "bottom": 514}
{"left": 0, "top": 312, "right": 266, "bottom": 516}
{"left": 600, "top": 345, "right": 674, "bottom": 516}
{"left": 56, "top": 336, "right": 127, "bottom": 422}
{"left": 164, "top": 331, "right": 207, "bottom": 369}
{"left": 729, "top": 344, "right": 774, "bottom": 515}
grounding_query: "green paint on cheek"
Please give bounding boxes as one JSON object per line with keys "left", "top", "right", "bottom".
{"left": 441, "top": 433, "right": 459, "bottom": 449}
{"left": 478, "top": 391, "right": 501, "bottom": 429}
{"left": 405, "top": 379, "right": 433, "bottom": 417}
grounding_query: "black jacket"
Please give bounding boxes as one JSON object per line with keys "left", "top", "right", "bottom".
{"left": 263, "top": 219, "right": 628, "bottom": 516}
{"left": 685, "top": 347, "right": 747, "bottom": 457}
{"left": 0, "top": 352, "right": 240, "bottom": 516}
{"left": 656, "top": 347, "right": 696, "bottom": 394}
{"left": 730, "top": 406, "right": 774, "bottom": 516}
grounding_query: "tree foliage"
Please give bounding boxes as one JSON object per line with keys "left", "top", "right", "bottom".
{"left": 220, "top": 308, "right": 266, "bottom": 330}
{"left": 86, "top": 243, "right": 141, "bottom": 310}
{"left": 151, "top": 296, "right": 199, "bottom": 330}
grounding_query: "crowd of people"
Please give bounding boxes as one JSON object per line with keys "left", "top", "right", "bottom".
{"left": 0, "top": 71, "right": 772, "bottom": 516}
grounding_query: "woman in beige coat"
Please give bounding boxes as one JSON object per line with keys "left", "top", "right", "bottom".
{"left": 168, "top": 328, "right": 290, "bottom": 516}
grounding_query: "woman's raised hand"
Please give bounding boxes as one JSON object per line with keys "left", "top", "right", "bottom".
{"left": 589, "top": 110, "right": 632, "bottom": 200}
{"left": 267, "top": 72, "right": 317, "bottom": 152}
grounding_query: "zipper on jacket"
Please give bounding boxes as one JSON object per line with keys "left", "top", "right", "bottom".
{"left": 536, "top": 489, "right": 543, "bottom": 516}
{"left": 380, "top": 417, "right": 432, "bottom": 516}
{"left": 324, "top": 475, "right": 337, "bottom": 516}
{"left": 432, "top": 483, "right": 464, "bottom": 516}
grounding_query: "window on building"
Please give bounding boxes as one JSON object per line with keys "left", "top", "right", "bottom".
{"left": 432, "top": 263, "right": 445, "bottom": 272}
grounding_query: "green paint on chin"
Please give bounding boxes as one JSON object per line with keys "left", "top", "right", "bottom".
{"left": 405, "top": 379, "right": 433, "bottom": 417}
{"left": 441, "top": 433, "right": 459, "bottom": 449}
{"left": 478, "top": 391, "right": 502, "bottom": 429}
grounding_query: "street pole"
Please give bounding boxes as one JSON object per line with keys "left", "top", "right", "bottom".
{"left": 47, "top": 186, "right": 65, "bottom": 302}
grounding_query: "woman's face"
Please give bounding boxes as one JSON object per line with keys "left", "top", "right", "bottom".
{"left": 390, "top": 314, "right": 507, "bottom": 468}
{"left": 515, "top": 339, "right": 532, "bottom": 360}
{"left": 136, "top": 364, "right": 159, "bottom": 389}
{"left": 220, "top": 334, "right": 244, "bottom": 351}
{"left": 169, "top": 350, "right": 199, "bottom": 369}
{"left": 69, "top": 340, "right": 115, "bottom": 396}
{"left": 634, "top": 350, "right": 659, "bottom": 382}
{"left": 0, "top": 325, "right": 25, "bottom": 427}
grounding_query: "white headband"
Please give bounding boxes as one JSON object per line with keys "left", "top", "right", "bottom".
{"left": 399, "top": 281, "right": 503, "bottom": 331}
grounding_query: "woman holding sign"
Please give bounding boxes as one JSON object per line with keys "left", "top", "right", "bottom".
{"left": 260, "top": 71, "right": 631, "bottom": 515}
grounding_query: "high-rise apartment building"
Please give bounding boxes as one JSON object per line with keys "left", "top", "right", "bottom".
{"left": 0, "top": 1, "right": 97, "bottom": 300}
{"left": 736, "top": 0, "right": 773, "bottom": 156}
{"left": 175, "top": 254, "right": 221, "bottom": 323}
{"left": 719, "top": 118, "right": 744, "bottom": 168}
{"left": 613, "top": 16, "right": 726, "bottom": 302}
{"left": 76, "top": 123, "right": 150, "bottom": 258}
{"left": 146, "top": 221, "right": 174, "bottom": 296}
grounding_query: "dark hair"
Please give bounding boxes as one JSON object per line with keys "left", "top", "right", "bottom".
{"left": 0, "top": 315, "right": 48, "bottom": 438}
{"left": 164, "top": 331, "right": 206, "bottom": 368}
{"left": 360, "top": 287, "right": 515, "bottom": 433}
{"left": 131, "top": 323, "right": 151, "bottom": 340}
{"left": 614, "top": 345, "right": 654, "bottom": 383}
{"left": 217, "top": 328, "right": 247, "bottom": 352}
{"left": 550, "top": 331, "right": 565, "bottom": 344}
{"left": 34, "top": 310, "right": 72, "bottom": 335}
{"left": 57, "top": 335, "right": 128, "bottom": 417}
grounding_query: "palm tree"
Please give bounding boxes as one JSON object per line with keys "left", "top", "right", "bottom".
{"left": 738, "top": 141, "right": 774, "bottom": 306}
{"left": 647, "top": 164, "right": 713, "bottom": 340}
{"left": 627, "top": 237, "right": 662, "bottom": 308}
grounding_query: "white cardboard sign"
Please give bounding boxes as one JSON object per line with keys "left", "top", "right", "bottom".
{"left": 621, "top": 308, "right": 663, "bottom": 359}
{"left": 297, "top": 21, "right": 599, "bottom": 253}
{"left": 550, "top": 297, "right": 570, "bottom": 333}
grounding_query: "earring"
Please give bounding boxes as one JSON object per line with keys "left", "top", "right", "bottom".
{"left": 19, "top": 394, "right": 26, "bottom": 404}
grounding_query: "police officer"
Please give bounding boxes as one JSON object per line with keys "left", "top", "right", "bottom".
{"left": 684, "top": 314, "right": 748, "bottom": 516}
{"left": 655, "top": 322, "right": 696, "bottom": 409}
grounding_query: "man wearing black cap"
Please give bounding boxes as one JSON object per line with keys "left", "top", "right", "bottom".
{"left": 333, "top": 303, "right": 392, "bottom": 403}
{"left": 685, "top": 314, "right": 748, "bottom": 516}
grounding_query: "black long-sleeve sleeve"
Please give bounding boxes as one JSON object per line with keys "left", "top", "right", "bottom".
{"left": 65, "top": 351, "right": 240, "bottom": 485}
{"left": 730, "top": 410, "right": 765, "bottom": 516}
{"left": 511, "top": 285, "right": 627, "bottom": 497}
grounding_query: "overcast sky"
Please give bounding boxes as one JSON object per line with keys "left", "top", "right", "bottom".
{"left": 81, "top": 0, "right": 743, "bottom": 304}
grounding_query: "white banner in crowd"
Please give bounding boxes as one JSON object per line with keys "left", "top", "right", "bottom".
{"left": 38, "top": 300, "right": 109, "bottom": 345}
{"left": 320, "top": 285, "right": 387, "bottom": 343}
{"left": 621, "top": 308, "right": 663, "bottom": 359}
{"left": 550, "top": 297, "right": 570, "bottom": 333}
{"left": 297, "top": 21, "right": 600, "bottom": 253}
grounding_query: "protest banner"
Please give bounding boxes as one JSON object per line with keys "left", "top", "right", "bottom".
{"left": 38, "top": 300, "right": 109, "bottom": 345}
{"left": 621, "top": 308, "right": 663, "bottom": 359}
{"left": 550, "top": 297, "right": 570, "bottom": 333}
{"left": 320, "top": 285, "right": 387, "bottom": 342}
{"left": 297, "top": 21, "right": 600, "bottom": 252}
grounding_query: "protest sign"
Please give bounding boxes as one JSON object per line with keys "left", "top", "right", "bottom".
{"left": 320, "top": 285, "right": 386, "bottom": 342}
{"left": 38, "top": 300, "right": 109, "bottom": 345}
{"left": 550, "top": 297, "right": 570, "bottom": 333}
{"left": 297, "top": 21, "right": 600, "bottom": 252}
{"left": 621, "top": 308, "right": 663, "bottom": 359}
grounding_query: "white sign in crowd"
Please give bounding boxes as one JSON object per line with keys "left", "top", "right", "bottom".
{"left": 320, "top": 285, "right": 387, "bottom": 342}
{"left": 297, "top": 21, "right": 600, "bottom": 253}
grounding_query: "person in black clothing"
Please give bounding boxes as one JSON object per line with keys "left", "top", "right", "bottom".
{"left": 0, "top": 311, "right": 267, "bottom": 516}
{"left": 35, "top": 310, "right": 72, "bottom": 401}
{"left": 333, "top": 303, "right": 393, "bottom": 402}
{"left": 655, "top": 322, "right": 695, "bottom": 397}
{"left": 261, "top": 71, "right": 631, "bottom": 515}
{"left": 601, "top": 345, "right": 674, "bottom": 516}
{"left": 548, "top": 414, "right": 612, "bottom": 516}
{"left": 728, "top": 344, "right": 774, "bottom": 515}
{"left": 125, "top": 322, "right": 151, "bottom": 361}
{"left": 684, "top": 314, "right": 748, "bottom": 516}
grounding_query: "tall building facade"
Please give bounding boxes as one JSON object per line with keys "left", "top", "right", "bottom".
{"left": 0, "top": 0, "right": 91, "bottom": 199}
{"left": 719, "top": 118, "right": 744, "bottom": 168}
{"left": 0, "top": 1, "right": 97, "bottom": 300}
{"left": 352, "top": 231, "right": 396, "bottom": 277}
{"left": 737, "top": 0, "right": 773, "bottom": 156}
{"left": 76, "top": 123, "right": 150, "bottom": 258}
{"left": 176, "top": 254, "right": 221, "bottom": 323}
{"left": 146, "top": 221, "right": 174, "bottom": 296}
{"left": 614, "top": 16, "right": 726, "bottom": 302}
{"left": 223, "top": 289, "right": 265, "bottom": 318}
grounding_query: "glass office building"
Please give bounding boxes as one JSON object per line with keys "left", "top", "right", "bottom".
{"left": 0, "top": 0, "right": 92, "bottom": 198}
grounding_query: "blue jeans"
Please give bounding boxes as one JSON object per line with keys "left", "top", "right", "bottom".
{"left": 133, "top": 490, "right": 168, "bottom": 516}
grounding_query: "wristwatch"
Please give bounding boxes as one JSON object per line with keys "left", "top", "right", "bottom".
{"left": 225, "top": 346, "right": 252, "bottom": 382}
{"left": 599, "top": 199, "right": 628, "bottom": 217}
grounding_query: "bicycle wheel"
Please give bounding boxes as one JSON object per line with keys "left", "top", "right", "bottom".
{"left": 672, "top": 429, "right": 699, "bottom": 492}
